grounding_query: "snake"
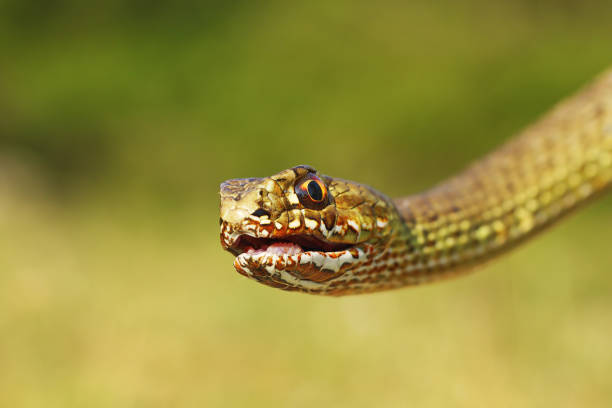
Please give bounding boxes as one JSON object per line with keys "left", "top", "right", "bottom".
{"left": 219, "top": 68, "right": 612, "bottom": 296}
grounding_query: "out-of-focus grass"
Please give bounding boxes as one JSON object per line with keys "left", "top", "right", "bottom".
{"left": 1, "top": 0, "right": 612, "bottom": 407}
{"left": 2, "top": 1, "right": 612, "bottom": 197}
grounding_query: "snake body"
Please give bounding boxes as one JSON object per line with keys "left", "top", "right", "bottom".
{"left": 220, "top": 69, "right": 612, "bottom": 296}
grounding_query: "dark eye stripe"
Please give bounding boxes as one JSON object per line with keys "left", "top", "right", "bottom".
{"left": 251, "top": 208, "right": 270, "bottom": 217}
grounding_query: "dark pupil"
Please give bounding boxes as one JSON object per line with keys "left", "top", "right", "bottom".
{"left": 307, "top": 180, "right": 323, "bottom": 201}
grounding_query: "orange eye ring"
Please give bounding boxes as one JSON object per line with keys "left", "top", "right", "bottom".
{"left": 295, "top": 175, "right": 329, "bottom": 209}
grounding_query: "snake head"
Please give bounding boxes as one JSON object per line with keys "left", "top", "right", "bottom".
{"left": 219, "top": 165, "right": 400, "bottom": 295}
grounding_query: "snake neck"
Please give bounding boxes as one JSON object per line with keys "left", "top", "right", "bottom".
{"left": 380, "top": 69, "right": 612, "bottom": 287}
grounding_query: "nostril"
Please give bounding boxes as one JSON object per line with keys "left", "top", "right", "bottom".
{"left": 251, "top": 208, "right": 270, "bottom": 217}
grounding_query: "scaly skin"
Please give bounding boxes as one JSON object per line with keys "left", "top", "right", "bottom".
{"left": 220, "top": 68, "right": 612, "bottom": 296}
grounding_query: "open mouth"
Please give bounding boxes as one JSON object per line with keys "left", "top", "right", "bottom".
{"left": 222, "top": 227, "right": 369, "bottom": 285}
{"left": 227, "top": 234, "right": 353, "bottom": 257}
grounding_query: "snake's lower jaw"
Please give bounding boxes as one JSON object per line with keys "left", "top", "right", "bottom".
{"left": 231, "top": 245, "right": 371, "bottom": 293}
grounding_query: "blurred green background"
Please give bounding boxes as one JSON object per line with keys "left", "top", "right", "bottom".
{"left": 1, "top": 1, "right": 612, "bottom": 407}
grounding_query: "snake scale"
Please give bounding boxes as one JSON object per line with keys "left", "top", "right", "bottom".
{"left": 220, "top": 68, "right": 612, "bottom": 296}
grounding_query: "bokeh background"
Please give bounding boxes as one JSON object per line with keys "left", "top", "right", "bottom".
{"left": 1, "top": 1, "right": 612, "bottom": 407}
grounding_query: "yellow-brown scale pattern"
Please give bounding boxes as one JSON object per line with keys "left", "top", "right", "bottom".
{"left": 220, "top": 68, "right": 612, "bottom": 296}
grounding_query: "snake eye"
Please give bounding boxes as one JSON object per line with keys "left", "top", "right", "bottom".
{"left": 295, "top": 175, "right": 329, "bottom": 209}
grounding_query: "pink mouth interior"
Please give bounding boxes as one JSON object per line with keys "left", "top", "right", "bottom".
{"left": 246, "top": 242, "right": 303, "bottom": 256}
{"left": 230, "top": 234, "right": 352, "bottom": 257}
